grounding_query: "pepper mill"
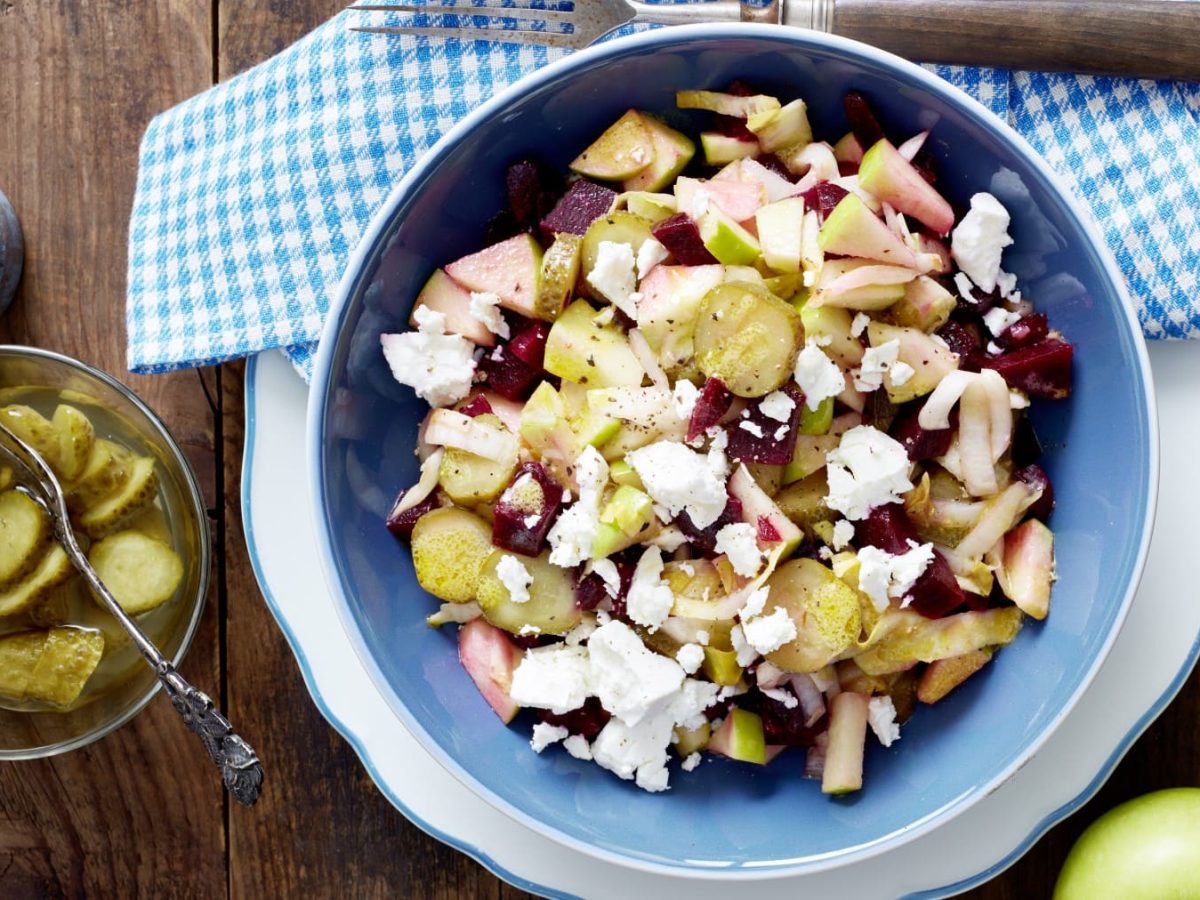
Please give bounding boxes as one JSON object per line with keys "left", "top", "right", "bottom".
{"left": 0, "top": 189, "right": 23, "bottom": 315}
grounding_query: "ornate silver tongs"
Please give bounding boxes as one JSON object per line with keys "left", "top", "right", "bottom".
{"left": 0, "top": 421, "right": 263, "bottom": 806}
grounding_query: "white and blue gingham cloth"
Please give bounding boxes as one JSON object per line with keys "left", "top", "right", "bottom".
{"left": 126, "top": 9, "right": 1200, "bottom": 380}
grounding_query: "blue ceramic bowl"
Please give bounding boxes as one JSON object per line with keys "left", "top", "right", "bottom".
{"left": 309, "top": 25, "right": 1157, "bottom": 877}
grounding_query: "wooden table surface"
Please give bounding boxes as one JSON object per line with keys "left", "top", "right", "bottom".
{"left": 0, "top": 2, "right": 1196, "bottom": 897}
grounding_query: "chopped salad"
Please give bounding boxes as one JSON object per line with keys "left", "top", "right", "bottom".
{"left": 380, "top": 85, "right": 1070, "bottom": 795}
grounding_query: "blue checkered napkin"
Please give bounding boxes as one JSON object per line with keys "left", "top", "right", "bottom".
{"left": 125, "top": 13, "right": 1200, "bottom": 380}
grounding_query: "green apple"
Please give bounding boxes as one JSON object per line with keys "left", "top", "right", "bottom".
{"left": 600, "top": 484, "right": 654, "bottom": 538}
{"left": 624, "top": 115, "right": 695, "bottom": 192}
{"left": 608, "top": 459, "right": 645, "bottom": 490}
{"left": 700, "top": 132, "right": 759, "bottom": 166}
{"left": 755, "top": 197, "right": 806, "bottom": 274}
{"left": 747, "top": 98, "right": 813, "bottom": 153}
{"left": 818, "top": 192, "right": 920, "bottom": 269}
{"left": 1054, "top": 789, "right": 1200, "bottom": 900}
{"left": 702, "top": 646, "right": 743, "bottom": 687}
{"left": 676, "top": 90, "right": 780, "bottom": 119}
{"left": 699, "top": 208, "right": 761, "bottom": 266}
{"left": 444, "top": 233, "right": 543, "bottom": 319}
{"left": 410, "top": 268, "right": 495, "bottom": 346}
{"left": 728, "top": 464, "right": 802, "bottom": 555}
{"left": 858, "top": 137, "right": 955, "bottom": 235}
{"left": 570, "top": 109, "right": 655, "bottom": 181}
{"left": 544, "top": 299, "right": 644, "bottom": 389}
{"left": 707, "top": 708, "right": 766, "bottom": 764}
{"left": 799, "top": 396, "right": 834, "bottom": 435}
{"left": 620, "top": 191, "right": 677, "bottom": 224}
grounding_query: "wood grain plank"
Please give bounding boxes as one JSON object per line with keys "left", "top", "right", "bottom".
{"left": 0, "top": 1, "right": 224, "bottom": 898}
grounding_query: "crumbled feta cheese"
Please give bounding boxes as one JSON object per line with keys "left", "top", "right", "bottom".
{"left": 856, "top": 540, "right": 936, "bottom": 612}
{"left": 468, "top": 290, "right": 510, "bottom": 339}
{"left": 825, "top": 425, "right": 914, "bottom": 520}
{"left": 706, "top": 427, "right": 729, "bottom": 480}
{"left": 739, "top": 420, "right": 764, "bottom": 438}
{"left": 547, "top": 446, "right": 608, "bottom": 568}
{"left": 868, "top": 695, "right": 902, "bottom": 747}
{"left": 590, "top": 558, "right": 622, "bottom": 599}
{"left": 755, "top": 660, "right": 787, "bottom": 689}
{"left": 681, "top": 752, "right": 702, "bottom": 772}
{"left": 890, "top": 361, "right": 915, "bottom": 387}
{"left": 740, "top": 586, "right": 770, "bottom": 620}
{"left": 715, "top": 523, "right": 762, "bottom": 578}
{"left": 678, "top": 562, "right": 695, "bottom": 577}
{"left": 696, "top": 630, "right": 710, "bottom": 646}
{"left": 518, "top": 624, "right": 541, "bottom": 636}
{"left": 794, "top": 341, "right": 846, "bottom": 411}
{"left": 741, "top": 606, "right": 797, "bottom": 656}
{"left": 762, "top": 686, "right": 799, "bottom": 709}
{"left": 854, "top": 339, "right": 900, "bottom": 392}
{"left": 673, "top": 379, "right": 700, "bottom": 421}
{"left": 996, "top": 269, "right": 1019, "bottom": 299}
{"left": 676, "top": 643, "right": 704, "bottom": 675}
{"left": 953, "top": 272, "right": 978, "bottom": 304}
{"left": 565, "top": 615, "right": 598, "bottom": 646}
{"left": 774, "top": 424, "right": 789, "bottom": 441}
{"left": 832, "top": 519, "right": 855, "bottom": 552}
{"left": 563, "top": 734, "right": 593, "bottom": 761}
{"left": 818, "top": 545, "right": 834, "bottom": 561}
{"left": 530, "top": 722, "right": 569, "bottom": 753}
{"left": 987, "top": 340, "right": 1003, "bottom": 356}
{"left": 427, "top": 601, "right": 482, "bottom": 627}
{"left": 1010, "top": 389, "right": 1030, "bottom": 410}
{"left": 413, "top": 305, "right": 447, "bottom": 334}
{"left": 587, "top": 240, "right": 639, "bottom": 318}
{"left": 381, "top": 330, "right": 476, "bottom": 408}
{"left": 626, "top": 547, "right": 675, "bottom": 632}
{"left": 496, "top": 554, "right": 533, "bottom": 604}
{"left": 730, "top": 624, "right": 757, "bottom": 667}
{"left": 647, "top": 525, "right": 688, "bottom": 552}
{"left": 951, "top": 193, "right": 1013, "bottom": 293}
{"left": 510, "top": 644, "right": 591, "bottom": 715}
{"left": 850, "top": 312, "right": 871, "bottom": 338}
{"left": 636, "top": 237, "right": 670, "bottom": 281}
{"left": 588, "top": 620, "right": 684, "bottom": 726}
{"left": 524, "top": 514, "right": 540, "bottom": 528}
{"left": 983, "top": 306, "right": 1022, "bottom": 337}
{"left": 759, "top": 390, "right": 796, "bottom": 423}
{"left": 594, "top": 305, "right": 616, "bottom": 326}
{"left": 627, "top": 440, "right": 728, "bottom": 530}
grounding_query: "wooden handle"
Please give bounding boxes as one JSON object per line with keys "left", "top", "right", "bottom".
{"left": 831, "top": 0, "right": 1200, "bottom": 81}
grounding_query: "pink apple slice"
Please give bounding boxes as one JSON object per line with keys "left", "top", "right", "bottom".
{"left": 458, "top": 618, "right": 521, "bottom": 723}
{"left": 674, "top": 176, "right": 764, "bottom": 224}
{"left": 445, "top": 233, "right": 543, "bottom": 318}
{"left": 409, "top": 269, "right": 495, "bottom": 347}
{"left": 858, "top": 138, "right": 955, "bottom": 235}
{"left": 818, "top": 193, "right": 921, "bottom": 268}
{"left": 999, "top": 518, "right": 1055, "bottom": 619}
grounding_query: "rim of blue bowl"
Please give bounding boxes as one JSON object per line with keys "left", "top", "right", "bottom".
{"left": 308, "top": 23, "right": 1159, "bottom": 880}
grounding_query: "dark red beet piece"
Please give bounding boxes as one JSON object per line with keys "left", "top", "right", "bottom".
{"left": 843, "top": 91, "right": 886, "bottom": 152}
{"left": 799, "top": 182, "right": 850, "bottom": 221}
{"left": 678, "top": 493, "right": 743, "bottom": 555}
{"left": 726, "top": 385, "right": 803, "bottom": 465}
{"left": 756, "top": 153, "right": 792, "bottom": 179}
{"left": 710, "top": 80, "right": 760, "bottom": 141}
{"left": 539, "top": 697, "right": 612, "bottom": 741}
{"left": 936, "top": 320, "right": 984, "bottom": 372}
{"left": 962, "top": 591, "right": 991, "bottom": 612}
{"left": 652, "top": 213, "right": 719, "bottom": 266}
{"left": 856, "top": 504, "right": 965, "bottom": 618}
{"left": 739, "top": 689, "right": 826, "bottom": 748}
{"left": 576, "top": 561, "right": 635, "bottom": 614}
{"left": 539, "top": 179, "right": 617, "bottom": 240}
{"left": 492, "top": 462, "right": 565, "bottom": 556}
{"left": 890, "top": 404, "right": 956, "bottom": 461}
{"left": 838, "top": 160, "right": 860, "bottom": 178}
{"left": 479, "top": 346, "right": 540, "bottom": 401}
{"left": 1015, "top": 463, "right": 1056, "bottom": 521}
{"left": 687, "top": 377, "right": 733, "bottom": 442}
{"left": 856, "top": 503, "right": 918, "bottom": 554}
{"left": 1011, "top": 416, "right": 1044, "bottom": 467}
{"left": 998, "top": 313, "right": 1049, "bottom": 351}
{"left": 983, "top": 337, "right": 1073, "bottom": 399}
{"left": 508, "top": 318, "right": 551, "bottom": 370}
{"left": 907, "top": 552, "right": 968, "bottom": 618}
{"left": 457, "top": 394, "right": 494, "bottom": 418}
{"left": 506, "top": 159, "right": 558, "bottom": 229}
{"left": 757, "top": 516, "right": 782, "bottom": 543}
{"left": 511, "top": 632, "right": 551, "bottom": 649}
{"left": 385, "top": 490, "right": 437, "bottom": 539}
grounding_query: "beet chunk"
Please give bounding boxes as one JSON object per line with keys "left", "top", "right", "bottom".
{"left": 799, "top": 182, "right": 850, "bottom": 221}
{"left": 687, "top": 377, "right": 733, "bottom": 443}
{"left": 457, "top": 394, "right": 494, "bottom": 418}
{"left": 890, "top": 404, "right": 955, "bottom": 461}
{"left": 856, "top": 503, "right": 918, "bottom": 554}
{"left": 492, "top": 462, "right": 565, "bottom": 556}
{"left": 479, "top": 346, "right": 540, "bottom": 401}
{"left": 1015, "top": 462, "right": 1056, "bottom": 521}
{"left": 508, "top": 318, "right": 551, "bottom": 370}
{"left": 576, "top": 561, "right": 635, "bottom": 613}
{"left": 726, "top": 385, "right": 803, "bottom": 465}
{"left": 907, "top": 552, "right": 968, "bottom": 618}
{"left": 506, "top": 159, "right": 559, "bottom": 230}
{"left": 539, "top": 179, "right": 617, "bottom": 240}
{"left": 983, "top": 337, "right": 1073, "bottom": 399}
{"left": 1011, "top": 415, "right": 1044, "bottom": 467}
{"left": 385, "top": 490, "right": 438, "bottom": 539}
{"left": 856, "top": 504, "right": 965, "bottom": 618}
{"left": 652, "top": 213, "right": 718, "bottom": 266}
{"left": 740, "top": 689, "right": 826, "bottom": 748}
{"left": 998, "top": 313, "right": 1049, "bottom": 351}
{"left": 539, "top": 697, "right": 612, "bottom": 741}
{"left": 936, "top": 320, "right": 984, "bottom": 372}
{"left": 757, "top": 516, "right": 782, "bottom": 543}
{"left": 678, "top": 493, "right": 743, "bottom": 555}
{"left": 843, "top": 91, "right": 886, "bottom": 151}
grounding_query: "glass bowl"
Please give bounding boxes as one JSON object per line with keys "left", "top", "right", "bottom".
{"left": 0, "top": 345, "right": 210, "bottom": 759}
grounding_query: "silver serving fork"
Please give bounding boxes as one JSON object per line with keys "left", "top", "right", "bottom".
{"left": 0, "top": 423, "right": 263, "bottom": 807}
{"left": 349, "top": 0, "right": 822, "bottom": 49}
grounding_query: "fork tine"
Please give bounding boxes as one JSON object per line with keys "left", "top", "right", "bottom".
{"left": 350, "top": 24, "right": 577, "bottom": 47}
{"left": 355, "top": 4, "right": 575, "bottom": 24}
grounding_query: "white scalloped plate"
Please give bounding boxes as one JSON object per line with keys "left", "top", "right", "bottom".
{"left": 242, "top": 342, "right": 1199, "bottom": 898}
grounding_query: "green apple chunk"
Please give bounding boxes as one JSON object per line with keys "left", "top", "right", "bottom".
{"left": 617, "top": 191, "right": 677, "bottom": 224}
{"left": 858, "top": 138, "right": 955, "bottom": 235}
{"left": 728, "top": 464, "right": 801, "bottom": 554}
{"left": 570, "top": 109, "right": 655, "bottom": 182}
{"left": 702, "top": 646, "right": 742, "bottom": 686}
{"left": 699, "top": 208, "right": 761, "bottom": 266}
{"left": 747, "top": 98, "right": 813, "bottom": 153}
{"left": 535, "top": 233, "right": 582, "bottom": 322}
{"left": 707, "top": 708, "right": 767, "bottom": 764}
{"left": 624, "top": 115, "right": 696, "bottom": 192}
{"left": 887, "top": 275, "right": 956, "bottom": 333}
{"left": 444, "top": 233, "right": 543, "bottom": 319}
{"left": 693, "top": 282, "right": 802, "bottom": 398}
{"left": 410, "top": 268, "right": 495, "bottom": 346}
{"left": 1054, "top": 789, "right": 1200, "bottom": 900}
{"left": 600, "top": 484, "right": 654, "bottom": 538}
{"left": 866, "top": 319, "right": 959, "bottom": 402}
{"left": 676, "top": 90, "right": 781, "bottom": 120}
{"left": 755, "top": 197, "right": 806, "bottom": 274}
{"left": 476, "top": 550, "right": 582, "bottom": 636}
{"left": 800, "top": 304, "right": 864, "bottom": 368}
{"left": 700, "top": 132, "right": 759, "bottom": 166}
{"left": 818, "top": 193, "right": 920, "bottom": 268}
{"left": 544, "top": 299, "right": 645, "bottom": 389}
{"left": 635, "top": 264, "right": 726, "bottom": 370}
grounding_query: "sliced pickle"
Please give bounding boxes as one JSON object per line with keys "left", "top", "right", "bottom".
{"left": 123, "top": 505, "right": 171, "bottom": 544}
{"left": 88, "top": 531, "right": 184, "bottom": 616}
{"left": 67, "top": 439, "right": 134, "bottom": 511}
{"left": 0, "top": 490, "right": 50, "bottom": 589}
{"left": 437, "top": 416, "right": 519, "bottom": 506}
{"left": 51, "top": 405, "right": 95, "bottom": 482}
{"left": 580, "top": 211, "right": 654, "bottom": 300}
{"left": 693, "top": 282, "right": 803, "bottom": 397}
{"left": 410, "top": 506, "right": 495, "bottom": 603}
{"left": 0, "top": 466, "right": 11, "bottom": 490}
{"left": 475, "top": 549, "right": 581, "bottom": 636}
{"left": 25, "top": 627, "right": 105, "bottom": 706}
{"left": 28, "top": 582, "right": 75, "bottom": 627}
{"left": 0, "top": 629, "right": 50, "bottom": 701}
{"left": 79, "top": 455, "right": 158, "bottom": 538}
{"left": 0, "top": 405, "right": 66, "bottom": 474}
{"left": 0, "top": 545, "right": 73, "bottom": 617}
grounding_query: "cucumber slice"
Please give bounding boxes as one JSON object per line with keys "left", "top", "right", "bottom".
{"left": 0, "top": 490, "right": 49, "bottom": 589}
{"left": 51, "top": 405, "right": 95, "bottom": 481}
{"left": 476, "top": 549, "right": 581, "bottom": 636}
{"left": 0, "top": 629, "right": 50, "bottom": 701}
{"left": 66, "top": 439, "right": 134, "bottom": 511}
{"left": 535, "top": 233, "right": 583, "bottom": 322}
{"left": 0, "top": 545, "right": 72, "bottom": 617}
{"left": 79, "top": 455, "right": 158, "bottom": 538}
{"left": 25, "top": 627, "right": 105, "bottom": 706}
{"left": 580, "top": 211, "right": 654, "bottom": 298}
{"left": 88, "top": 531, "right": 184, "bottom": 616}
{"left": 693, "top": 282, "right": 802, "bottom": 397}
{"left": 437, "top": 415, "right": 519, "bottom": 505}
{"left": 410, "top": 506, "right": 495, "bottom": 603}
{"left": 0, "top": 405, "right": 65, "bottom": 474}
